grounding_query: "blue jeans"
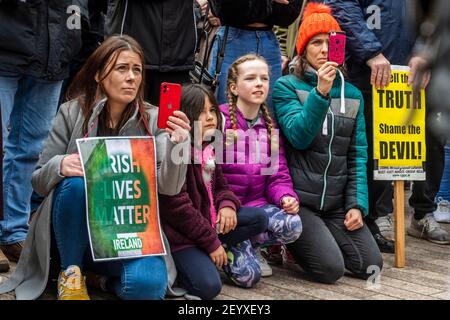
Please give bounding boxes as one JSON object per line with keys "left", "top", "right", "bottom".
{"left": 209, "top": 26, "right": 282, "bottom": 111}
{"left": 52, "top": 177, "right": 167, "bottom": 300}
{"left": 0, "top": 72, "right": 63, "bottom": 244}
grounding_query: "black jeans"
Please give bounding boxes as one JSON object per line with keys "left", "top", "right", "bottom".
{"left": 286, "top": 206, "right": 383, "bottom": 284}
{"left": 362, "top": 89, "right": 446, "bottom": 225}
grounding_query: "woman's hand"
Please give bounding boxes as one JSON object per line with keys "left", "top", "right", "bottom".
{"left": 281, "top": 196, "right": 299, "bottom": 214}
{"left": 217, "top": 207, "right": 237, "bottom": 234}
{"left": 209, "top": 245, "right": 228, "bottom": 268}
{"left": 317, "top": 61, "right": 338, "bottom": 97}
{"left": 60, "top": 153, "right": 84, "bottom": 177}
{"left": 344, "top": 208, "right": 364, "bottom": 231}
{"left": 166, "top": 110, "right": 191, "bottom": 144}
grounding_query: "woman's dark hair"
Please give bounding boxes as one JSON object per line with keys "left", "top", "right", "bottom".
{"left": 66, "top": 35, "right": 147, "bottom": 134}
{"left": 180, "top": 83, "right": 222, "bottom": 140}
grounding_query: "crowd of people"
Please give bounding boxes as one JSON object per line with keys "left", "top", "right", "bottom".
{"left": 0, "top": 0, "right": 448, "bottom": 300}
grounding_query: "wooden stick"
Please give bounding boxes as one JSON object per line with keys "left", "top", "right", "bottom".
{"left": 394, "top": 180, "right": 405, "bottom": 267}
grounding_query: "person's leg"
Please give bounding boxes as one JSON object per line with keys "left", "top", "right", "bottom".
{"left": 408, "top": 113, "right": 450, "bottom": 244}
{"left": 362, "top": 88, "right": 394, "bottom": 222}
{"left": 0, "top": 75, "right": 62, "bottom": 249}
{"left": 217, "top": 206, "right": 266, "bottom": 287}
{"left": 256, "top": 205, "right": 302, "bottom": 246}
{"left": 361, "top": 88, "right": 395, "bottom": 250}
{"left": 52, "top": 177, "right": 90, "bottom": 269}
{"left": 322, "top": 212, "right": 383, "bottom": 280}
{"left": 210, "top": 27, "right": 262, "bottom": 104}
{"left": 0, "top": 73, "right": 20, "bottom": 270}
{"left": 218, "top": 206, "right": 268, "bottom": 246}
{"left": 172, "top": 246, "right": 222, "bottom": 300}
{"left": 0, "top": 73, "right": 19, "bottom": 143}
{"left": 256, "top": 30, "right": 282, "bottom": 112}
{"left": 51, "top": 177, "right": 90, "bottom": 300}
{"left": 409, "top": 120, "right": 446, "bottom": 219}
{"left": 89, "top": 255, "right": 167, "bottom": 300}
{"left": 286, "top": 206, "right": 345, "bottom": 284}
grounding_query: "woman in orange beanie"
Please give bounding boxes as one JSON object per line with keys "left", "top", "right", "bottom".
{"left": 272, "top": 3, "right": 382, "bottom": 284}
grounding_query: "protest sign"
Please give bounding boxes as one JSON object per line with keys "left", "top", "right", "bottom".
{"left": 372, "top": 65, "right": 426, "bottom": 180}
{"left": 77, "top": 136, "right": 165, "bottom": 261}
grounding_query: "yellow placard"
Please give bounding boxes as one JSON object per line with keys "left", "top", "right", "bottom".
{"left": 372, "top": 65, "right": 426, "bottom": 180}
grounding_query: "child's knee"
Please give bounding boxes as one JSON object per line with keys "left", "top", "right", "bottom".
{"left": 254, "top": 208, "right": 269, "bottom": 232}
{"left": 195, "top": 277, "right": 222, "bottom": 300}
{"left": 283, "top": 214, "right": 303, "bottom": 244}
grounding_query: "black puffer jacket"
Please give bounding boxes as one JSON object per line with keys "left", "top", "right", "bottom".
{"left": 209, "top": 0, "right": 302, "bottom": 28}
{"left": 0, "top": 0, "right": 88, "bottom": 81}
{"left": 105, "top": 0, "right": 196, "bottom": 72}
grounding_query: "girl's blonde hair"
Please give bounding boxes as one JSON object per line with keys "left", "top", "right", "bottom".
{"left": 226, "top": 54, "right": 275, "bottom": 147}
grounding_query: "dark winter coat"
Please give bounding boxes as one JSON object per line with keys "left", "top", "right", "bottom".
{"left": 324, "top": 0, "right": 416, "bottom": 91}
{"left": 0, "top": 0, "right": 88, "bottom": 80}
{"left": 273, "top": 71, "right": 368, "bottom": 216}
{"left": 105, "top": 0, "right": 196, "bottom": 72}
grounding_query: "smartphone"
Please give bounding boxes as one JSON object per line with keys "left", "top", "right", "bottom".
{"left": 328, "top": 31, "right": 346, "bottom": 66}
{"left": 158, "top": 82, "right": 182, "bottom": 129}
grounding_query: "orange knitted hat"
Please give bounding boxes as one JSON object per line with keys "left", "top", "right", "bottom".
{"left": 296, "top": 3, "right": 342, "bottom": 56}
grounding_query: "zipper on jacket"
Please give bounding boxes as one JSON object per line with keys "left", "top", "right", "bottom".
{"left": 320, "top": 107, "right": 335, "bottom": 211}
{"left": 120, "top": 0, "right": 129, "bottom": 35}
{"left": 192, "top": 4, "right": 198, "bottom": 59}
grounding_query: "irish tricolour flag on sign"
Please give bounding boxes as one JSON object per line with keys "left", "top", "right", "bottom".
{"left": 77, "top": 136, "right": 165, "bottom": 261}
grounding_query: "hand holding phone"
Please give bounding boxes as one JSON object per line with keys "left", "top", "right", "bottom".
{"left": 158, "top": 82, "right": 182, "bottom": 129}
{"left": 328, "top": 31, "right": 346, "bottom": 66}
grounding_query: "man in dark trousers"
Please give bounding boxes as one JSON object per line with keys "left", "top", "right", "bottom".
{"left": 325, "top": 0, "right": 449, "bottom": 251}
{"left": 0, "top": 0, "right": 88, "bottom": 272}
{"left": 105, "top": 0, "right": 196, "bottom": 105}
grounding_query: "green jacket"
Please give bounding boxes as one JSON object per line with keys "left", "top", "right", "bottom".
{"left": 272, "top": 72, "right": 368, "bottom": 216}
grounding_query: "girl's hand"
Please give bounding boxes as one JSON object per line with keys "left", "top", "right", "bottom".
{"left": 217, "top": 207, "right": 237, "bottom": 234}
{"left": 209, "top": 245, "right": 228, "bottom": 268}
{"left": 344, "top": 208, "right": 363, "bottom": 231}
{"left": 317, "top": 61, "right": 338, "bottom": 96}
{"left": 166, "top": 110, "right": 191, "bottom": 144}
{"left": 281, "top": 196, "right": 299, "bottom": 214}
{"left": 60, "top": 153, "right": 84, "bottom": 177}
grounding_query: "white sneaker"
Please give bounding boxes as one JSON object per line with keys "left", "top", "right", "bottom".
{"left": 375, "top": 214, "right": 394, "bottom": 240}
{"left": 255, "top": 248, "right": 272, "bottom": 277}
{"left": 433, "top": 198, "right": 450, "bottom": 223}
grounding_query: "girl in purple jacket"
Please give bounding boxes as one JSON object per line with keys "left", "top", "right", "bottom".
{"left": 159, "top": 84, "right": 268, "bottom": 299}
{"left": 220, "top": 54, "right": 303, "bottom": 277}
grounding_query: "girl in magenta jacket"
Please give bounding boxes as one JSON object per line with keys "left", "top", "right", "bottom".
{"left": 220, "top": 54, "right": 302, "bottom": 275}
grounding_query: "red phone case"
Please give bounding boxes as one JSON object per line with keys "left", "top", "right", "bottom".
{"left": 158, "top": 82, "right": 182, "bottom": 129}
{"left": 328, "top": 31, "right": 346, "bottom": 66}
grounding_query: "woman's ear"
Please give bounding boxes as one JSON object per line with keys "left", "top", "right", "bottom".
{"left": 95, "top": 72, "right": 100, "bottom": 83}
{"left": 229, "top": 83, "right": 238, "bottom": 97}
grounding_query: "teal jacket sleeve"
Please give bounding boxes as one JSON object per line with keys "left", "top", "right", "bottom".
{"left": 344, "top": 94, "right": 369, "bottom": 216}
{"left": 272, "top": 76, "right": 330, "bottom": 150}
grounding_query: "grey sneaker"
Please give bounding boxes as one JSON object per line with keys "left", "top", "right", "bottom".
{"left": 255, "top": 248, "right": 273, "bottom": 277}
{"left": 407, "top": 213, "right": 450, "bottom": 244}
{"left": 375, "top": 214, "right": 394, "bottom": 240}
{"left": 433, "top": 198, "right": 450, "bottom": 223}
